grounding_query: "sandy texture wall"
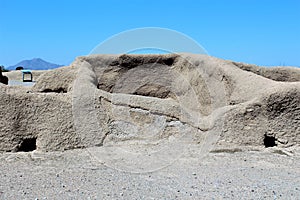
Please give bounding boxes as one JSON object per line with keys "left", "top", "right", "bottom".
{"left": 0, "top": 54, "right": 299, "bottom": 152}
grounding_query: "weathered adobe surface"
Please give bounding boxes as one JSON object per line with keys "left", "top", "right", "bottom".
{"left": 0, "top": 53, "right": 299, "bottom": 152}
{"left": 231, "top": 61, "right": 300, "bottom": 82}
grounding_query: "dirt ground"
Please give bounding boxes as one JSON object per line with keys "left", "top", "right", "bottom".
{"left": 0, "top": 146, "right": 299, "bottom": 199}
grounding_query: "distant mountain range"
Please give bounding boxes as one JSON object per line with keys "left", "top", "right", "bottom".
{"left": 8, "top": 58, "right": 64, "bottom": 70}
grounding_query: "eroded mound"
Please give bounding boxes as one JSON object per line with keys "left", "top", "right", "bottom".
{"left": 232, "top": 61, "right": 300, "bottom": 82}
{"left": 0, "top": 53, "right": 299, "bottom": 152}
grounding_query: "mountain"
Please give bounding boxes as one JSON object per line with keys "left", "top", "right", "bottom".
{"left": 8, "top": 58, "right": 64, "bottom": 70}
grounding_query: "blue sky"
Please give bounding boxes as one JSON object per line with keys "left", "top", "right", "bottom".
{"left": 1, "top": 0, "right": 300, "bottom": 67}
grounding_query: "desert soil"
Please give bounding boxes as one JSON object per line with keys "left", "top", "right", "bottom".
{"left": 0, "top": 146, "right": 299, "bottom": 199}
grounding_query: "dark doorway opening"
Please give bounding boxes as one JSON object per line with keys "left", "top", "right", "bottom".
{"left": 263, "top": 134, "right": 277, "bottom": 148}
{"left": 17, "top": 138, "right": 37, "bottom": 152}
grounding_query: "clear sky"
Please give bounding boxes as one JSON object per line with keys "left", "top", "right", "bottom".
{"left": 1, "top": 0, "right": 300, "bottom": 67}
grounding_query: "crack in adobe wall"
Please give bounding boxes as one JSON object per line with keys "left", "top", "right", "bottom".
{"left": 98, "top": 95, "right": 209, "bottom": 132}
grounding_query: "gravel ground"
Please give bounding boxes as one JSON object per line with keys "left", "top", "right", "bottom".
{"left": 0, "top": 146, "right": 299, "bottom": 199}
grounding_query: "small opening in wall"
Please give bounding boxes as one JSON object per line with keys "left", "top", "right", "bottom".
{"left": 263, "top": 134, "right": 277, "bottom": 148}
{"left": 17, "top": 138, "right": 37, "bottom": 152}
